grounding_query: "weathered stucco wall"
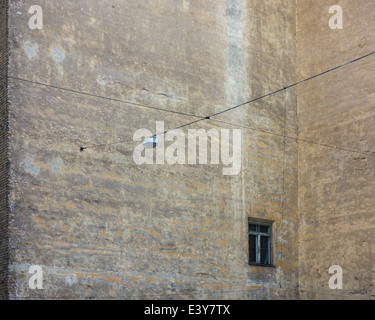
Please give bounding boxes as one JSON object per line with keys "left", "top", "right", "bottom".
{"left": 297, "top": 0, "right": 375, "bottom": 299}
{"left": 6, "top": 0, "right": 375, "bottom": 301}
{"left": 6, "top": 0, "right": 298, "bottom": 299}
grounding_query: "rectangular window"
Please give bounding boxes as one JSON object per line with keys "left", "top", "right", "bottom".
{"left": 248, "top": 220, "right": 273, "bottom": 266}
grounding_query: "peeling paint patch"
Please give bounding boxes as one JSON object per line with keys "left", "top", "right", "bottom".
{"left": 50, "top": 157, "right": 64, "bottom": 173}
{"left": 65, "top": 273, "right": 78, "bottom": 286}
{"left": 94, "top": 65, "right": 126, "bottom": 87}
{"left": 51, "top": 46, "right": 66, "bottom": 64}
{"left": 19, "top": 154, "right": 40, "bottom": 176}
{"left": 182, "top": 0, "right": 190, "bottom": 13}
{"left": 225, "top": 0, "right": 249, "bottom": 106}
{"left": 96, "top": 76, "right": 108, "bottom": 86}
{"left": 24, "top": 41, "right": 38, "bottom": 60}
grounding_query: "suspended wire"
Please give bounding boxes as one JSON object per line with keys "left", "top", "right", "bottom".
{"left": 8, "top": 76, "right": 209, "bottom": 151}
{"left": 81, "top": 116, "right": 375, "bottom": 156}
{"left": 200, "top": 49, "right": 375, "bottom": 120}
{"left": 9, "top": 76, "right": 203, "bottom": 119}
{"left": 79, "top": 49, "right": 375, "bottom": 152}
{"left": 9, "top": 50, "right": 375, "bottom": 155}
{"left": 208, "top": 50, "right": 375, "bottom": 118}
{"left": 210, "top": 119, "right": 375, "bottom": 157}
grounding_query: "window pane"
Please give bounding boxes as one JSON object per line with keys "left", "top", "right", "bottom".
{"left": 260, "top": 225, "right": 269, "bottom": 233}
{"left": 260, "top": 236, "right": 270, "bottom": 264}
{"left": 249, "top": 234, "right": 256, "bottom": 263}
{"left": 249, "top": 224, "right": 257, "bottom": 232}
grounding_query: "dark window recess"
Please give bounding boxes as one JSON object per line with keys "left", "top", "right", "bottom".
{"left": 248, "top": 221, "right": 272, "bottom": 266}
{"left": 249, "top": 234, "right": 257, "bottom": 262}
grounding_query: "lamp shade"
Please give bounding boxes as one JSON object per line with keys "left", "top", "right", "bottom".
{"left": 143, "top": 136, "right": 158, "bottom": 149}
